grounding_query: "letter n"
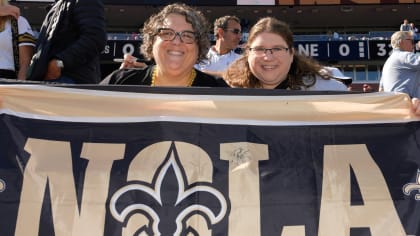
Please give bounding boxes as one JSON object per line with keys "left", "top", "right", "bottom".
{"left": 15, "top": 138, "right": 123, "bottom": 235}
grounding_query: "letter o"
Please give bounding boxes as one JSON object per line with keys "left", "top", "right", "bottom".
{"left": 339, "top": 44, "right": 350, "bottom": 56}
{"left": 122, "top": 44, "right": 135, "bottom": 55}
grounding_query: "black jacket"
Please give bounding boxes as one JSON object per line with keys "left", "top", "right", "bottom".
{"left": 101, "top": 66, "right": 229, "bottom": 87}
{"left": 27, "top": 0, "right": 106, "bottom": 84}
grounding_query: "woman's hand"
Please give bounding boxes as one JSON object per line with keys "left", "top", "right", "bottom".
{"left": 119, "top": 54, "right": 146, "bottom": 69}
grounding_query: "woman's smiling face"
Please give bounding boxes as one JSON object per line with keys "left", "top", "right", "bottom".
{"left": 247, "top": 32, "right": 294, "bottom": 89}
{"left": 152, "top": 13, "right": 199, "bottom": 77}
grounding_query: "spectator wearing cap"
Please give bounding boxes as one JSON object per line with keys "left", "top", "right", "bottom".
{"left": 321, "top": 66, "right": 352, "bottom": 89}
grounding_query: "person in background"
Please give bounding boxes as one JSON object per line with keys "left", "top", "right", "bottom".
{"left": 320, "top": 67, "right": 375, "bottom": 92}
{"left": 224, "top": 17, "right": 347, "bottom": 91}
{"left": 0, "top": 0, "right": 35, "bottom": 80}
{"left": 362, "top": 84, "right": 373, "bottom": 92}
{"left": 320, "top": 66, "right": 353, "bottom": 90}
{"left": 380, "top": 30, "right": 420, "bottom": 99}
{"left": 0, "top": 4, "right": 19, "bottom": 19}
{"left": 26, "top": 0, "right": 106, "bottom": 84}
{"left": 410, "top": 22, "right": 418, "bottom": 40}
{"left": 332, "top": 31, "right": 340, "bottom": 40}
{"left": 101, "top": 3, "right": 227, "bottom": 87}
{"left": 400, "top": 19, "right": 411, "bottom": 31}
{"left": 195, "top": 15, "right": 242, "bottom": 78}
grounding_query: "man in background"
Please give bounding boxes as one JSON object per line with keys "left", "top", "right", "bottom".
{"left": 400, "top": 19, "right": 411, "bottom": 31}
{"left": 196, "top": 15, "right": 242, "bottom": 77}
{"left": 380, "top": 31, "right": 420, "bottom": 99}
{"left": 26, "top": 0, "right": 106, "bottom": 84}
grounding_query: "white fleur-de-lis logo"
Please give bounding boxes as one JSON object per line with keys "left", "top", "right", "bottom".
{"left": 109, "top": 143, "right": 228, "bottom": 235}
{"left": 403, "top": 169, "right": 420, "bottom": 200}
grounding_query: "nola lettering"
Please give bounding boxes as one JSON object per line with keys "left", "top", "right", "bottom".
{"left": 14, "top": 138, "right": 406, "bottom": 236}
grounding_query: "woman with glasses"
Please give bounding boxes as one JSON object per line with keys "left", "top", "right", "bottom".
{"left": 101, "top": 3, "right": 227, "bottom": 87}
{"left": 224, "top": 17, "right": 347, "bottom": 91}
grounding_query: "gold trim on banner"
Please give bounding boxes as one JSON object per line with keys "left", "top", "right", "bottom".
{"left": 0, "top": 85, "right": 417, "bottom": 125}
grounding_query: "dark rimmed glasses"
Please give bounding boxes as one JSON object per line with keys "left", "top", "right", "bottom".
{"left": 157, "top": 28, "right": 198, "bottom": 44}
{"left": 248, "top": 47, "right": 290, "bottom": 57}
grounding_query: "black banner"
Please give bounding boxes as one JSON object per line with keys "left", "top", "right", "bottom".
{"left": 0, "top": 85, "right": 420, "bottom": 235}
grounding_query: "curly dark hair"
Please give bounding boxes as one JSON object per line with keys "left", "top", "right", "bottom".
{"left": 224, "top": 17, "right": 324, "bottom": 89}
{"left": 140, "top": 3, "right": 210, "bottom": 64}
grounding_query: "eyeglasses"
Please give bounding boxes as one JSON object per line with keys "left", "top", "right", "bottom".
{"left": 248, "top": 47, "right": 289, "bottom": 57}
{"left": 157, "top": 28, "right": 197, "bottom": 44}
{"left": 224, "top": 28, "right": 242, "bottom": 35}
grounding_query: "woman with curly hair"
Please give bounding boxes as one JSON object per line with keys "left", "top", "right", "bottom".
{"left": 101, "top": 3, "right": 227, "bottom": 87}
{"left": 224, "top": 17, "right": 346, "bottom": 91}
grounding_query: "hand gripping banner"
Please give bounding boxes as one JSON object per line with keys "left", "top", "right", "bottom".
{"left": 0, "top": 84, "right": 419, "bottom": 236}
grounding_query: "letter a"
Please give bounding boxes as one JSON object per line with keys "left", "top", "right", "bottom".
{"left": 318, "top": 144, "right": 406, "bottom": 236}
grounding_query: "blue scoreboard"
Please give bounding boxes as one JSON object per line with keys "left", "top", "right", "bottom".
{"left": 294, "top": 40, "right": 393, "bottom": 62}
{"left": 101, "top": 39, "right": 394, "bottom": 62}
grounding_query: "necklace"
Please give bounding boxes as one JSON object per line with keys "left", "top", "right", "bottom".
{"left": 151, "top": 66, "right": 196, "bottom": 87}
